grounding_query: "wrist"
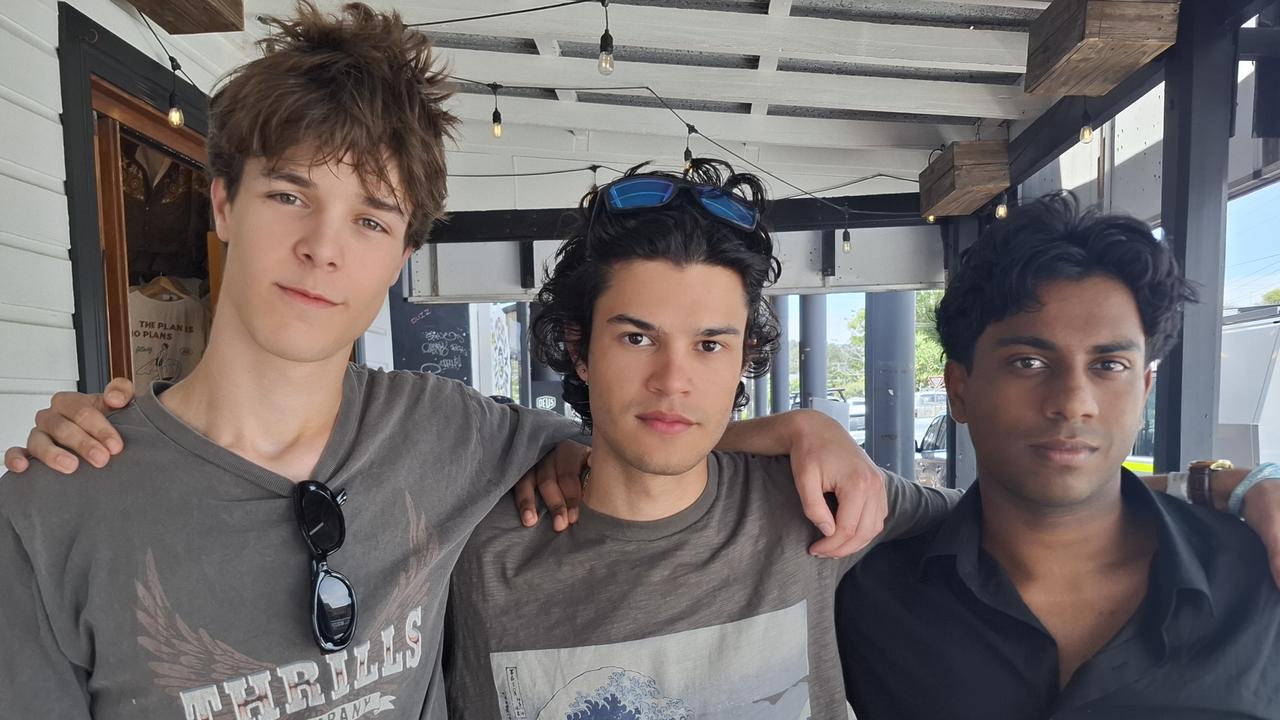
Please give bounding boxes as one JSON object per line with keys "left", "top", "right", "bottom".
{"left": 1229, "top": 462, "right": 1280, "bottom": 518}
{"left": 1211, "top": 468, "right": 1248, "bottom": 512}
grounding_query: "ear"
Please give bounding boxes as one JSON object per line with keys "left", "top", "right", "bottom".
{"left": 565, "top": 324, "right": 588, "bottom": 383}
{"left": 387, "top": 247, "right": 413, "bottom": 286}
{"left": 944, "top": 360, "right": 971, "bottom": 425}
{"left": 210, "top": 177, "right": 233, "bottom": 244}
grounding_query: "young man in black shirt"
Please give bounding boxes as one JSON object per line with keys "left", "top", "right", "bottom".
{"left": 836, "top": 193, "right": 1280, "bottom": 719}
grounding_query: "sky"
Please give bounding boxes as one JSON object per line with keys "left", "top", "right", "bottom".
{"left": 786, "top": 178, "right": 1280, "bottom": 345}
{"left": 1223, "top": 180, "right": 1280, "bottom": 309}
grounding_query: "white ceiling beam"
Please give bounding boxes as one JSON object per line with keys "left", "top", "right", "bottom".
{"left": 917, "top": 0, "right": 1049, "bottom": 9}
{"left": 445, "top": 49, "right": 1047, "bottom": 120}
{"left": 448, "top": 93, "right": 981, "bottom": 152}
{"left": 448, "top": 119, "right": 933, "bottom": 175}
{"left": 337, "top": 0, "right": 1031, "bottom": 74}
{"left": 753, "top": 51, "right": 779, "bottom": 116}
{"left": 532, "top": 37, "right": 578, "bottom": 102}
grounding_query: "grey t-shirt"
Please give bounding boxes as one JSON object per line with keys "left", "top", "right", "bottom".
{"left": 444, "top": 451, "right": 959, "bottom": 720}
{"left": 0, "top": 365, "right": 577, "bottom": 720}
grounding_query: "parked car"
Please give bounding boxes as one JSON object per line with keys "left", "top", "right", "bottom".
{"left": 914, "top": 413, "right": 948, "bottom": 487}
{"left": 847, "top": 397, "right": 866, "bottom": 445}
{"left": 790, "top": 388, "right": 847, "bottom": 409}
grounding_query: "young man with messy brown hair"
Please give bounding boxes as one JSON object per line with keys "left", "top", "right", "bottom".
{"left": 0, "top": 4, "right": 888, "bottom": 718}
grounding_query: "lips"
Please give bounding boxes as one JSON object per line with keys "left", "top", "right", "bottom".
{"left": 278, "top": 284, "right": 338, "bottom": 308}
{"left": 637, "top": 411, "right": 696, "bottom": 435}
{"left": 1029, "top": 438, "right": 1099, "bottom": 465}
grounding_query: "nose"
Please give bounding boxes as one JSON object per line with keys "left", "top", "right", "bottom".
{"left": 294, "top": 213, "right": 343, "bottom": 271}
{"left": 1043, "top": 366, "right": 1099, "bottom": 423}
{"left": 647, "top": 345, "right": 694, "bottom": 397}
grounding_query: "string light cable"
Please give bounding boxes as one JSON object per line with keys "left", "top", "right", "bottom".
{"left": 450, "top": 77, "right": 921, "bottom": 220}
{"left": 404, "top": 1, "right": 596, "bottom": 28}
{"left": 448, "top": 164, "right": 625, "bottom": 178}
{"left": 137, "top": 12, "right": 200, "bottom": 128}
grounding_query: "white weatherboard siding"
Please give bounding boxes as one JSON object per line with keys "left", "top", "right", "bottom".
{"left": 0, "top": 0, "right": 242, "bottom": 448}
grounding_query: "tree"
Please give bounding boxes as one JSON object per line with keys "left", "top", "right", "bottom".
{"left": 1265, "top": 288, "right": 1280, "bottom": 305}
{"left": 915, "top": 290, "right": 946, "bottom": 389}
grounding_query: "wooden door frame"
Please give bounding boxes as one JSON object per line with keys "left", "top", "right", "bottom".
{"left": 59, "top": 2, "right": 210, "bottom": 392}
{"left": 90, "top": 77, "right": 211, "bottom": 381}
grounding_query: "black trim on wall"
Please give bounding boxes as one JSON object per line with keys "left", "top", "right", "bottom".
{"left": 428, "top": 192, "right": 926, "bottom": 243}
{"left": 58, "top": 2, "right": 209, "bottom": 392}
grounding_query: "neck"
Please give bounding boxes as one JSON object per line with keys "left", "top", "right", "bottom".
{"left": 583, "top": 444, "right": 709, "bottom": 522}
{"left": 979, "top": 472, "right": 1143, "bottom": 583}
{"left": 157, "top": 313, "right": 349, "bottom": 483}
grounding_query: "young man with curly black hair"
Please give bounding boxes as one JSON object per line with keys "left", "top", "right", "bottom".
{"left": 836, "top": 193, "right": 1280, "bottom": 719}
{"left": 442, "top": 161, "right": 959, "bottom": 719}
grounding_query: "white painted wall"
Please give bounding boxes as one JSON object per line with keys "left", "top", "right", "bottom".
{"left": 0, "top": 0, "right": 243, "bottom": 449}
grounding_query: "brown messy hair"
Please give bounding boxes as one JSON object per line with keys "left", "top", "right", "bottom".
{"left": 207, "top": 1, "right": 456, "bottom": 249}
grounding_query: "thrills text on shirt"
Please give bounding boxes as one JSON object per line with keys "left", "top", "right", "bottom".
{"left": 178, "top": 608, "right": 422, "bottom": 720}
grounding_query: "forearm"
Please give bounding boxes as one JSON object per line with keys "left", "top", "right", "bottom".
{"left": 717, "top": 409, "right": 817, "bottom": 456}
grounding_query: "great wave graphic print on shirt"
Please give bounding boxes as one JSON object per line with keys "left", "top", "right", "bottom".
{"left": 488, "top": 602, "right": 811, "bottom": 720}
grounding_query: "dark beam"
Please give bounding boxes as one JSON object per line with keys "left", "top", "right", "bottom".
{"left": 821, "top": 229, "right": 837, "bottom": 277}
{"left": 1213, "top": 0, "right": 1280, "bottom": 31}
{"left": 1154, "top": 0, "right": 1238, "bottom": 471}
{"left": 427, "top": 193, "right": 925, "bottom": 243}
{"left": 1009, "top": 58, "right": 1165, "bottom": 186}
{"left": 1238, "top": 27, "right": 1280, "bottom": 61}
{"left": 1255, "top": 5, "right": 1280, "bottom": 138}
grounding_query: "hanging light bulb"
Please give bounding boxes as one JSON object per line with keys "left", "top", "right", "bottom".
{"left": 994, "top": 197, "right": 1009, "bottom": 220}
{"left": 683, "top": 147, "right": 693, "bottom": 172}
{"left": 842, "top": 228, "right": 852, "bottom": 254}
{"left": 1079, "top": 108, "right": 1094, "bottom": 144}
{"left": 489, "top": 83, "right": 502, "bottom": 139}
{"left": 598, "top": 29, "right": 615, "bottom": 75}
{"left": 166, "top": 91, "right": 184, "bottom": 128}
{"left": 926, "top": 214, "right": 936, "bottom": 224}
{"left": 598, "top": 0, "right": 614, "bottom": 75}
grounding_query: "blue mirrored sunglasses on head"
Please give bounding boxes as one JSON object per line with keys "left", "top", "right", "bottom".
{"left": 601, "top": 176, "right": 760, "bottom": 231}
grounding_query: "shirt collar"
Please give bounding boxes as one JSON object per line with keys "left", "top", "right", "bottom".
{"left": 918, "top": 469, "right": 1216, "bottom": 633}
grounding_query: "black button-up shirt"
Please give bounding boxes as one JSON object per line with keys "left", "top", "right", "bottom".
{"left": 836, "top": 471, "right": 1280, "bottom": 719}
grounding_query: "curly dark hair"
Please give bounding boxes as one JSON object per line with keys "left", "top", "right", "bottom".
{"left": 937, "top": 192, "right": 1198, "bottom": 370}
{"left": 531, "top": 159, "right": 782, "bottom": 432}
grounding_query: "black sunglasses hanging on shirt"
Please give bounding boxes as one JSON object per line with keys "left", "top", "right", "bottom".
{"left": 293, "top": 481, "right": 357, "bottom": 652}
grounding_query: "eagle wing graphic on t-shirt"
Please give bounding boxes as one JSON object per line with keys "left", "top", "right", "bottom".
{"left": 136, "top": 492, "right": 440, "bottom": 710}
{"left": 369, "top": 491, "right": 439, "bottom": 638}
{"left": 135, "top": 551, "right": 275, "bottom": 696}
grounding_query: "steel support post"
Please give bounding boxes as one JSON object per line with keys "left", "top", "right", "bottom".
{"left": 866, "top": 291, "right": 917, "bottom": 478}
{"left": 1154, "top": 1, "right": 1237, "bottom": 471}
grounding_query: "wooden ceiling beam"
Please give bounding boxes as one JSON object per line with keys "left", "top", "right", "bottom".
{"left": 128, "top": 0, "right": 243, "bottom": 34}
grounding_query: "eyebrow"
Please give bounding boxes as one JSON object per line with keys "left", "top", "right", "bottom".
{"left": 995, "top": 335, "right": 1142, "bottom": 354}
{"left": 264, "top": 169, "right": 315, "bottom": 189}
{"left": 361, "top": 194, "right": 405, "bottom": 219}
{"left": 606, "top": 314, "right": 741, "bottom": 337}
{"left": 265, "top": 168, "right": 405, "bottom": 219}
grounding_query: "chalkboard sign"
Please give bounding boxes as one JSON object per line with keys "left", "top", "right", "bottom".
{"left": 388, "top": 290, "right": 472, "bottom": 385}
